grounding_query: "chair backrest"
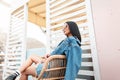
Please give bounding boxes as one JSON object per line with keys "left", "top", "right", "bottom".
{"left": 38, "top": 55, "right": 66, "bottom": 80}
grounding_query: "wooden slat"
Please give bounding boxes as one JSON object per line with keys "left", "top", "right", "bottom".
{"left": 5, "top": 70, "right": 15, "bottom": 73}
{"left": 50, "top": 0, "right": 65, "bottom": 9}
{"left": 51, "top": 29, "right": 63, "bottom": 34}
{"left": 9, "top": 35, "right": 22, "bottom": 41}
{"left": 50, "top": 2, "right": 85, "bottom": 18}
{"left": 50, "top": 16, "right": 87, "bottom": 29}
{"left": 50, "top": 9, "right": 86, "bottom": 23}
{"left": 6, "top": 53, "right": 22, "bottom": 56}
{"left": 81, "top": 29, "right": 89, "bottom": 35}
{"left": 46, "top": 67, "right": 66, "bottom": 72}
{"left": 14, "top": 12, "right": 24, "bottom": 18}
{"left": 9, "top": 30, "right": 23, "bottom": 37}
{"left": 78, "top": 23, "right": 88, "bottom": 28}
{"left": 11, "top": 18, "right": 24, "bottom": 26}
{"left": 12, "top": 8, "right": 24, "bottom": 17}
{"left": 78, "top": 70, "right": 94, "bottom": 76}
{"left": 82, "top": 37, "right": 90, "bottom": 42}
{"left": 50, "top": 0, "right": 57, "bottom": 4}
{"left": 7, "top": 57, "right": 22, "bottom": 60}
{"left": 81, "top": 62, "right": 93, "bottom": 67}
{"left": 11, "top": 25, "right": 23, "bottom": 32}
{"left": 50, "top": 0, "right": 79, "bottom": 13}
{"left": 7, "top": 62, "right": 21, "bottom": 65}
{"left": 81, "top": 45, "right": 91, "bottom": 50}
{"left": 82, "top": 54, "right": 92, "bottom": 58}
{"left": 7, "top": 66, "right": 19, "bottom": 70}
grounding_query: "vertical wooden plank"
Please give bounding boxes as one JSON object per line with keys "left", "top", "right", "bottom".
{"left": 85, "top": 0, "right": 101, "bottom": 80}
{"left": 46, "top": 0, "right": 51, "bottom": 54}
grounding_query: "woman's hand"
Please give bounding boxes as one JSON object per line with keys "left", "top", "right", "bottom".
{"left": 45, "top": 53, "right": 50, "bottom": 59}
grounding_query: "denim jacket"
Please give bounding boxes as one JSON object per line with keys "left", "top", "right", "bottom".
{"left": 51, "top": 36, "right": 82, "bottom": 80}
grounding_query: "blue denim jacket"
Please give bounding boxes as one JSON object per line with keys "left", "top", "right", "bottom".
{"left": 51, "top": 36, "right": 82, "bottom": 80}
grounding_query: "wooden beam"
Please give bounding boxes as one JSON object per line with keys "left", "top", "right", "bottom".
{"left": 28, "top": 0, "right": 45, "bottom": 8}
{"left": 29, "top": 3, "right": 46, "bottom": 13}
{"left": 28, "top": 11, "right": 46, "bottom": 27}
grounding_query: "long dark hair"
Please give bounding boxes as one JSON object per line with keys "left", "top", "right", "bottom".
{"left": 66, "top": 21, "right": 82, "bottom": 43}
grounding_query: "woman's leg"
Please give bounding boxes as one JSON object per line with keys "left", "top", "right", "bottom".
{"left": 19, "top": 54, "right": 42, "bottom": 73}
{"left": 5, "top": 54, "right": 43, "bottom": 80}
{"left": 19, "top": 65, "right": 37, "bottom": 80}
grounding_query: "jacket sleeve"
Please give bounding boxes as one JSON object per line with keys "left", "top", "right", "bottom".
{"left": 50, "top": 40, "right": 69, "bottom": 55}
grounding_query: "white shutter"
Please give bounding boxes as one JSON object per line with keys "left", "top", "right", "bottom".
{"left": 3, "top": 4, "right": 27, "bottom": 80}
{"left": 46, "top": 0, "right": 100, "bottom": 80}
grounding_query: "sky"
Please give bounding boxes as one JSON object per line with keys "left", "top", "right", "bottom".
{"left": 0, "top": 2, "right": 47, "bottom": 46}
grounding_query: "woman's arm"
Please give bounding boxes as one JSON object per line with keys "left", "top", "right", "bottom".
{"left": 50, "top": 40, "right": 69, "bottom": 55}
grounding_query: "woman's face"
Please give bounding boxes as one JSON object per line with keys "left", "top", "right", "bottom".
{"left": 63, "top": 23, "right": 72, "bottom": 36}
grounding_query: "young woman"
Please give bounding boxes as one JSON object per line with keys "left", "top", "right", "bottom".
{"left": 5, "top": 21, "right": 82, "bottom": 80}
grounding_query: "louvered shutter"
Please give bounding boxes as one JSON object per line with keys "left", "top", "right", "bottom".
{"left": 46, "top": 0, "right": 100, "bottom": 80}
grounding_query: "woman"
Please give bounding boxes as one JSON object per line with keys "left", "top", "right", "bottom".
{"left": 5, "top": 21, "right": 82, "bottom": 80}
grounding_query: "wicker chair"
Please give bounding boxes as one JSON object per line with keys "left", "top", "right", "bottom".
{"left": 34, "top": 55, "right": 66, "bottom": 80}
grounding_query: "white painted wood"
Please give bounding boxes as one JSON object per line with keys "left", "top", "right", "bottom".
{"left": 47, "top": 0, "right": 100, "bottom": 80}
{"left": 7, "top": 57, "right": 22, "bottom": 60}
{"left": 50, "top": 0, "right": 65, "bottom": 9}
{"left": 50, "top": 23, "right": 63, "bottom": 29}
{"left": 50, "top": 0, "right": 56, "bottom": 4}
{"left": 78, "top": 70, "right": 94, "bottom": 76}
{"left": 82, "top": 54, "right": 92, "bottom": 58}
{"left": 50, "top": 0, "right": 79, "bottom": 13}
{"left": 81, "top": 62, "right": 93, "bottom": 67}
{"left": 82, "top": 37, "right": 90, "bottom": 42}
{"left": 9, "top": 35, "right": 23, "bottom": 41}
{"left": 3, "top": 3, "right": 28, "bottom": 80}
{"left": 50, "top": 2, "right": 85, "bottom": 18}
{"left": 50, "top": 9, "right": 86, "bottom": 23}
{"left": 81, "top": 29, "right": 89, "bottom": 35}
{"left": 11, "top": 9, "right": 24, "bottom": 16}
{"left": 81, "top": 45, "right": 91, "bottom": 50}
{"left": 85, "top": 0, "right": 101, "bottom": 80}
{"left": 46, "top": 0, "right": 51, "bottom": 53}
{"left": 78, "top": 23, "right": 88, "bottom": 28}
{"left": 50, "top": 16, "right": 87, "bottom": 29}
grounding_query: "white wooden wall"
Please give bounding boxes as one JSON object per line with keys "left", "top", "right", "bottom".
{"left": 3, "top": 4, "right": 27, "bottom": 80}
{"left": 46, "top": 0, "right": 100, "bottom": 80}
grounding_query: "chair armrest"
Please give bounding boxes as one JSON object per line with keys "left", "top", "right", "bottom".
{"left": 38, "top": 55, "right": 66, "bottom": 79}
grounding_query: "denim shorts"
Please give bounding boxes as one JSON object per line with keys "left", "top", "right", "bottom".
{"left": 36, "top": 64, "right": 43, "bottom": 76}
{"left": 36, "top": 63, "right": 50, "bottom": 77}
